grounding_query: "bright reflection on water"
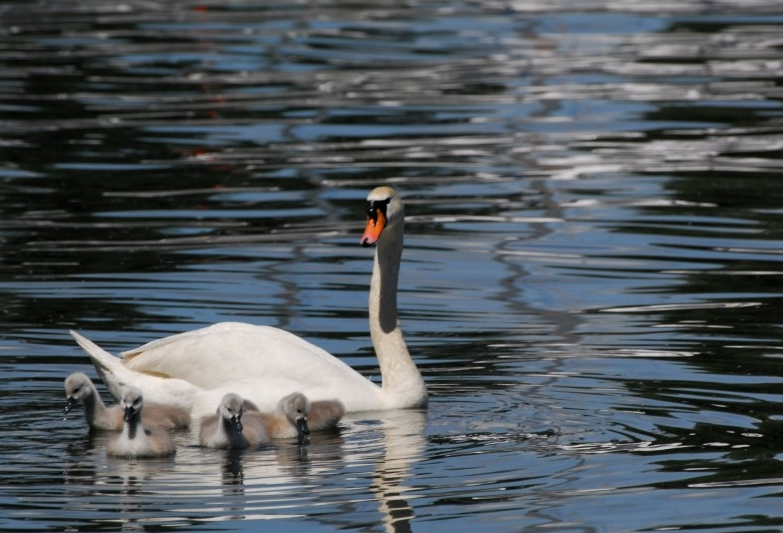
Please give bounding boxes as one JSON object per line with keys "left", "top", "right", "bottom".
{"left": 2, "top": 0, "right": 783, "bottom": 531}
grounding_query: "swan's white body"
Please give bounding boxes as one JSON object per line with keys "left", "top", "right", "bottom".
{"left": 71, "top": 187, "right": 427, "bottom": 419}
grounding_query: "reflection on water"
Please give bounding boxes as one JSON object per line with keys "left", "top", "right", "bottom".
{"left": 2, "top": 0, "right": 783, "bottom": 532}
{"left": 56, "top": 409, "right": 426, "bottom": 531}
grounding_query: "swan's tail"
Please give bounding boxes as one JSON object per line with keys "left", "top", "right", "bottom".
{"left": 69, "top": 330, "right": 131, "bottom": 400}
{"left": 70, "top": 329, "right": 200, "bottom": 410}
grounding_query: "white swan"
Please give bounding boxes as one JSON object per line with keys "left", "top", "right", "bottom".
{"left": 71, "top": 186, "right": 427, "bottom": 418}
{"left": 106, "top": 386, "right": 176, "bottom": 458}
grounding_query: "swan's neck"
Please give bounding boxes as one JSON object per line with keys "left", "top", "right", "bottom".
{"left": 369, "top": 225, "right": 427, "bottom": 407}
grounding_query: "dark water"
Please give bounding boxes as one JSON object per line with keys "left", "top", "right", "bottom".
{"left": 3, "top": 1, "right": 783, "bottom": 531}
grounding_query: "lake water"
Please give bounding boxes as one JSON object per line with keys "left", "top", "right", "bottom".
{"left": 3, "top": 1, "right": 783, "bottom": 531}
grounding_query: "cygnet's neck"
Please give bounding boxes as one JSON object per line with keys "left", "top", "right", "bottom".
{"left": 125, "top": 411, "right": 142, "bottom": 440}
{"left": 220, "top": 417, "right": 237, "bottom": 437}
{"left": 81, "top": 386, "right": 107, "bottom": 423}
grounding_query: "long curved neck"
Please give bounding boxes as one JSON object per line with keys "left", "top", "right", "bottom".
{"left": 369, "top": 223, "right": 427, "bottom": 408}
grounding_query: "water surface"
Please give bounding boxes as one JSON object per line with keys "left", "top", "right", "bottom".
{"left": 2, "top": 1, "right": 783, "bottom": 531}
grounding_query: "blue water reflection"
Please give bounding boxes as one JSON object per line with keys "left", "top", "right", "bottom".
{"left": 3, "top": 0, "right": 783, "bottom": 531}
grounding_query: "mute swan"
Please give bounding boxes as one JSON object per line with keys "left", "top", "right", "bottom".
{"left": 64, "top": 372, "right": 190, "bottom": 430}
{"left": 199, "top": 393, "right": 270, "bottom": 449}
{"left": 107, "top": 386, "right": 176, "bottom": 458}
{"left": 71, "top": 186, "right": 427, "bottom": 417}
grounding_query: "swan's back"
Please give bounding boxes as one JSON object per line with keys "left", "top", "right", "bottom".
{"left": 121, "top": 323, "right": 381, "bottom": 405}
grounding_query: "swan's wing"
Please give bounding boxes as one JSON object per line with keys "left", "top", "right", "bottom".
{"left": 121, "top": 322, "right": 377, "bottom": 395}
{"left": 70, "top": 330, "right": 202, "bottom": 409}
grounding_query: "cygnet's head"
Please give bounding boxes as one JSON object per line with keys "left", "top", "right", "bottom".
{"left": 120, "top": 386, "right": 144, "bottom": 423}
{"left": 218, "top": 393, "right": 245, "bottom": 433}
{"left": 278, "top": 392, "right": 311, "bottom": 442}
{"left": 64, "top": 372, "right": 95, "bottom": 414}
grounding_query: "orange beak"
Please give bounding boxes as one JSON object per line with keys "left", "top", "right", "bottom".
{"left": 361, "top": 209, "right": 386, "bottom": 246}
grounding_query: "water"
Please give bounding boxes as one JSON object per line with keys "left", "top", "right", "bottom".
{"left": 2, "top": 0, "right": 783, "bottom": 531}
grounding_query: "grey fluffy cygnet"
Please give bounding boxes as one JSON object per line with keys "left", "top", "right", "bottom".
{"left": 106, "top": 386, "right": 176, "bottom": 459}
{"left": 256, "top": 392, "right": 344, "bottom": 442}
{"left": 199, "top": 393, "right": 269, "bottom": 449}
{"left": 64, "top": 372, "right": 190, "bottom": 431}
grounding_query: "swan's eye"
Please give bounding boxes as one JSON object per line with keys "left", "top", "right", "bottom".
{"left": 366, "top": 198, "right": 390, "bottom": 222}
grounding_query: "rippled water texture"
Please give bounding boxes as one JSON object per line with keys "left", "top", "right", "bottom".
{"left": 3, "top": 1, "right": 783, "bottom": 531}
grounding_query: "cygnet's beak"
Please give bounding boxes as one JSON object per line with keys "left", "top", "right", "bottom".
{"left": 231, "top": 415, "right": 243, "bottom": 434}
{"left": 64, "top": 397, "right": 78, "bottom": 416}
{"left": 296, "top": 417, "right": 310, "bottom": 444}
{"left": 123, "top": 405, "right": 134, "bottom": 423}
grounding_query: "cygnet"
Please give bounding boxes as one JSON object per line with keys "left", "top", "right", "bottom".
{"left": 199, "top": 393, "right": 269, "bottom": 449}
{"left": 64, "top": 372, "right": 190, "bottom": 430}
{"left": 250, "top": 392, "right": 344, "bottom": 443}
{"left": 106, "top": 386, "right": 176, "bottom": 458}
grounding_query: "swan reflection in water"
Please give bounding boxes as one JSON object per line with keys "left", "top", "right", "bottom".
{"left": 207, "top": 409, "right": 427, "bottom": 531}
{"left": 62, "top": 409, "right": 427, "bottom": 531}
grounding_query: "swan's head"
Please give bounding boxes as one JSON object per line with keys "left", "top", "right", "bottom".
{"left": 218, "top": 393, "right": 245, "bottom": 433}
{"left": 278, "top": 392, "right": 311, "bottom": 442}
{"left": 64, "top": 372, "right": 94, "bottom": 414}
{"left": 361, "top": 186, "right": 402, "bottom": 247}
{"left": 120, "top": 386, "right": 144, "bottom": 423}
